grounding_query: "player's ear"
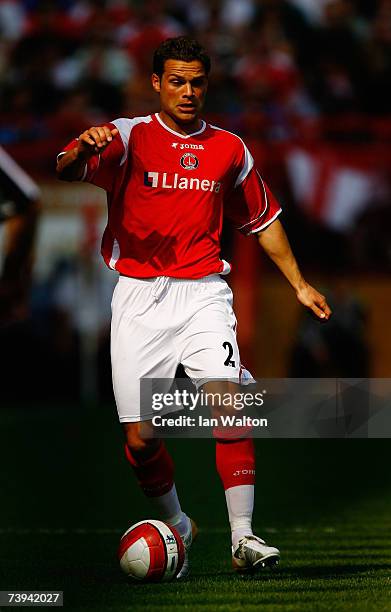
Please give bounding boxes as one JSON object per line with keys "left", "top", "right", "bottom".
{"left": 151, "top": 73, "right": 161, "bottom": 93}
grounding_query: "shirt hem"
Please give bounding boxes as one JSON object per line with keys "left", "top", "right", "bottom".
{"left": 247, "top": 208, "right": 282, "bottom": 235}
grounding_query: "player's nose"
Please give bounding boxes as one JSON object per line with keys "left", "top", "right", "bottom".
{"left": 183, "top": 82, "right": 193, "bottom": 97}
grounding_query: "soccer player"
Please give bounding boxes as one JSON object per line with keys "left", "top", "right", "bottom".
{"left": 0, "top": 146, "right": 40, "bottom": 325}
{"left": 56, "top": 37, "right": 331, "bottom": 577}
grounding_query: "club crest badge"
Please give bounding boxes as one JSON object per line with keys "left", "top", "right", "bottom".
{"left": 180, "top": 153, "right": 199, "bottom": 170}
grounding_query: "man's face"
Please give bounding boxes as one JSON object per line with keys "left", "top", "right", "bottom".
{"left": 152, "top": 59, "right": 208, "bottom": 126}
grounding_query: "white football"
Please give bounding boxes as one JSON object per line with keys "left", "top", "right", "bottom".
{"left": 118, "top": 519, "right": 185, "bottom": 582}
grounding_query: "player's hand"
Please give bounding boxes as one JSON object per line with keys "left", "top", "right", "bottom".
{"left": 296, "top": 282, "right": 332, "bottom": 321}
{"left": 77, "top": 126, "right": 119, "bottom": 160}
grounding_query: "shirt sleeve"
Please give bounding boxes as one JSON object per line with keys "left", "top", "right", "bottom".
{"left": 224, "top": 141, "right": 282, "bottom": 235}
{"left": 57, "top": 122, "right": 125, "bottom": 192}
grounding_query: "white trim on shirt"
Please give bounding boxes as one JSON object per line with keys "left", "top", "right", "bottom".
{"left": 248, "top": 208, "right": 282, "bottom": 235}
{"left": 109, "top": 238, "right": 120, "bottom": 270}
{"left": 209, "top": 124, "right": 254, "bottom": 186}
{"left": 237, "top": 170, "right": 269, "bottom": 231}
{"left": 112, "top": 115, "right": 153, "bottom": 165}
{"left": 155, "top": 113, "right": 206, "bottom": 139}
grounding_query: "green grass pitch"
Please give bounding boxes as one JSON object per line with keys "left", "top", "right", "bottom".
{"left": 0, "top": 403, "right": 390, "bottom": 611}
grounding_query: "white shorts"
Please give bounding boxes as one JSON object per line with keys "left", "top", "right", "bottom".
{"left": 110, "top": 274, "right": 243, "bottom": 423}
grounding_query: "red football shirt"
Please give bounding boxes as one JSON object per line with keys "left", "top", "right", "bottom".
{"left": 60, "top": 113, "right": 282, "bottom": 278}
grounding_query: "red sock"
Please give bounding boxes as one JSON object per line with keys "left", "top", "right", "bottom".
{"left": 125, "top": 441, "right": 174, "bottom": 497}
{"left": 215, "top": 438, "right": 255, "bottom": 490}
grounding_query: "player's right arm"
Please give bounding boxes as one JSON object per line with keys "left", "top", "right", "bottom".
{"left": 56, "top": 125, "right": 119, "bottom": 182}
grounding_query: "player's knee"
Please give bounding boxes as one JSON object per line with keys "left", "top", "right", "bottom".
{"left": 123, "top": 423, "right": 159, "bottom": 457}
{"left": 125, "top": 435, "right": 151, "bottom": 455}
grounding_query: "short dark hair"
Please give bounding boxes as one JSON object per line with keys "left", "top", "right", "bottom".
{"left": 153, "top": 36, "right": 211, "bottom": 78}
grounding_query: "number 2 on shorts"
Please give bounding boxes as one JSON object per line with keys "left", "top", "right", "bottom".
{"left": 222, "top": 341, "right": 236, "bottom": 367}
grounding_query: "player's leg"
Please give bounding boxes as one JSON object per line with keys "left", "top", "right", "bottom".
{"left": 122, "top": 420, "right": 190, "bottom": 535}
{"left": 201, "top": 379, "right": 256, "bottom": 544}
{"left": 203, "top": 379, "right": 280, "bottom": 571}
{"left": 177, "top": 278, "right": 255, "bottom": 552}
{"left": 122, "top": 421, "right": 196, "bottom": 578}
{"left": 111, "top": 276, "right": 196, "bottom": 575}
{"left": 178, "top": 276, "right": 279, "bottom": 570}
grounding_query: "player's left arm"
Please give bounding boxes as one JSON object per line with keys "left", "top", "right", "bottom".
{"left": 257, "top": 218, "right": 332, "bottom": 320}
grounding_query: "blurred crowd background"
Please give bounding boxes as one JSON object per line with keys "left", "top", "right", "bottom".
{"left": 1, "top": 0, "right": 391, "bottom": 403}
